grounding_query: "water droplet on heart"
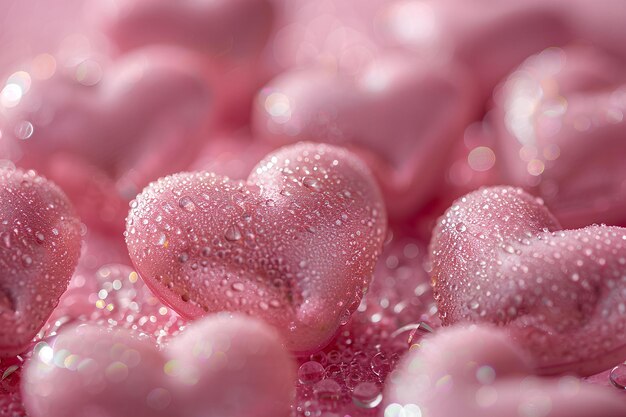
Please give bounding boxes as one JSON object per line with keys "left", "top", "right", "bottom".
{"left": 455, "top": 222, "right": 467, "bottom": 232}
{"left": 298, "top": 361, "right": 325, "bottom": 385}
{"left": 35, "top": 232, "right": 45, "bottom": 243}
{"left": 231, "top": 282, "right": 244, "bottom": 292}
{"left": 610, "top": 363, "right": 626, "bottom": 389}
{"left": 302, "top": 176, "right": 321, "bottom": 191}
{"left": 178, "top": 196, "right": 195, "bottom": 212}
{"left": 352, "top": 381, "right": 383, "bottom": 408}
{"left": 224, "top": 225, "right": 242, "bottom": 242}
{"left": 153, "top": 233, "right": 167, "bottom": 246}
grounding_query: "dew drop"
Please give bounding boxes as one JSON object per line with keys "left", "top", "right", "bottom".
{"left": 610, "top": 363, "right": 626, "bottom": 390}
{"left": 154, "top": 233, "right": 167, "bottom": 247}
{"left": 178, "top": 196, "right": 196, "bottom": 212}
{"left": 298, "top": 361, "right": 325, "bottom": 385}
{"left": 302, "top": 176, "right": 321, "bottom": 192}
{"left": 224, "top": 225, "right": 242, "bottom": 242}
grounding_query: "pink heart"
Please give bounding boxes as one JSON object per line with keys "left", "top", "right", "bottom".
{"left": 104, "top": 0, "right": 276, "bottom": 126}
{"left": 1, "top": 48, "right": 213, "bottom": 233}
{"left": 253, "top": 55, "right": 476, "bottom": 218}
{"left": 22, "top": 314, "right": 295, "bottom": 417}
{"left": 125, "top": 142, "right": 387, "bottom": 353}
{"left": 429, "top": 186, "right": 626, "bottom": 375}
{"left": 491, "top": 46, "right": 626, "bottom": 228}
{"left": 0, "top": 167, "right": 81, "bottom": 356}
{"left": 384, "top": 325, "right": 626, "bottom": 417}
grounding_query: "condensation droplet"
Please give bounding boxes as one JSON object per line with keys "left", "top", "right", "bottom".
{"left": 302, "top": 176, "right": 321, "bottom": 192}
{"left": 178, "top": 196, "right": 196, "bottom": 212}
{"left": 224, "top": 225, "right": 242, "bottom": 242}
{"left": 610, "top": 363, "right": 626, "bottom": 390}
{"left": 298, "top": 361, "right": 325, "bottom": 385}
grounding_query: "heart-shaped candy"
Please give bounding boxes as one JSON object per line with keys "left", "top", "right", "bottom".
{"left": 0, "top": 168, "right": 81, "bottom": 356}
{"left": 125, "top": 142, "right": 387, "bottom": 353}
{"left": 384, "top": 325, "right": 626, "bottom": 417}
{"left": 104, "top": 0, "right": 276, "bottom": 126}
{"left": 253, "top": 55, "right": 476, "bottom": 218}
{"left": 491, "top": 46, "right": 626, "bottom": 228}
{"left": 22, "top": 314, "right": 295, "bottom": 417}
{"left": 429, "top": 186, "right": 626, "bottom": 375}
{"left": 1, "top": 48, "right": 213, "bottom": 233}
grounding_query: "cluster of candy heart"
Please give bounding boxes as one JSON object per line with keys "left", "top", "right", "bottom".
{"left": 1, "top": 0, "right": 626, "bottom": 416}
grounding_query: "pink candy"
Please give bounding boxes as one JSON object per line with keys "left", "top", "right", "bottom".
{"left": 253, "top": 56, "right": 476, "bottom": 218}
{"left": 492, "top": 46, "right": 626, "bottom": 228}
{"left": 3, "top": 0, "right": 626, "bottom": 415}
{"left": 1, "top": 49, "right": 213, "bottom": 233}
{"left": 429, "top": 186, "right": 626, "bottom": 375}
{"left": 125, "top": 142, "right": 387, "bottom": 353}
{"left": 0, "top": 168, "right": 81, "bottom": 356}
{"left": 384, "top": 325, "right": 626, "bottom": 417}
{"left": 22, "top": 314, "right": 295, "bottom": 417}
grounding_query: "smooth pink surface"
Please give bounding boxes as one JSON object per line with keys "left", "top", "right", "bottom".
{"left": 0, "top": 168, "right": 81, "bottom": 356}
{"left": 381, "top": 0, "right": 572, "bottom": 96}
{"left": 105, "top": 0, "right": 276, "bottom": 126}
{"left": 106, "top": 0, "right": 274, "bottom": 60}
{"left": 190, "top": 129, "right": 277, "bottom": 181}
{"left": 385, "top": 325, "right": 626, "bottom": 417}
{"left": 22, "top": 314, "right": 295, "bottom": 417}
{"left": 492, "top": 46, "right": 626, "bottom": 228}
{"left": 125, "top": 142, "right": 387, "bottom": 353}
{"left": 253, "top": 55, "right": 477, "bottom": 218}
{"left": 429, "top": 186, "right": 626, "bottom": 375}
{"left": 1, "top": 48, "right": 213, "bottom": 233}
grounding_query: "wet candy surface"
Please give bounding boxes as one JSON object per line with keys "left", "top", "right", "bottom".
{"left": 429, "top": 186, "right": 626, "bottom": 375}
{"left": 126, "top": 142, "right": 387, "bottom": 353}
{"left": 0, "top": 168, "right": 81, "bottom": 357}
